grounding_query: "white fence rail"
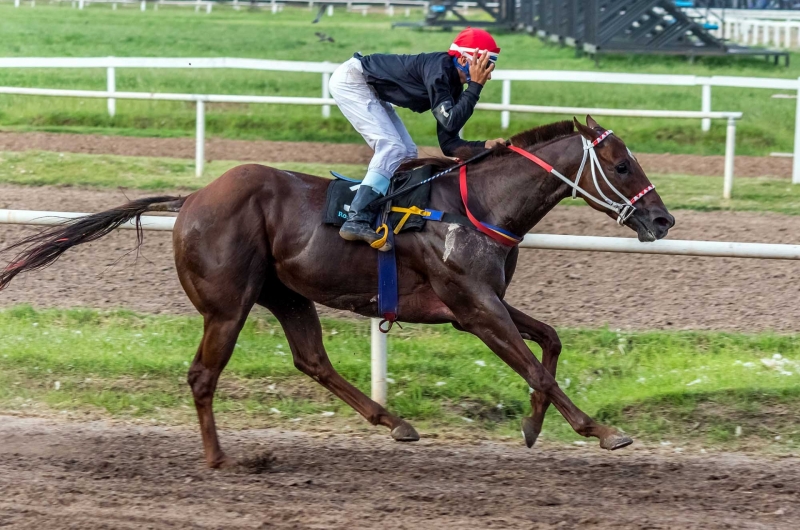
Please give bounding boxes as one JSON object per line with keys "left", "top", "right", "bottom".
{"left": 11, "top": 0, "right": 495, "bottom": 16}
{"left": 0, "top": 57, "right": 788, "bottom": 167}
{"left": 3, "top": 208, "right": 800, "bottom": 405}
{"left": 0, "top": 85, "right": 742, "bottom": 197}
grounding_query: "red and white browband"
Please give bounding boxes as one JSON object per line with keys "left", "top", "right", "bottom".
{"left": 509, "top": 130, "right": 655, "bottom": 225}
{"left": 449, "top": 44, "right": 500, "bottom": 64}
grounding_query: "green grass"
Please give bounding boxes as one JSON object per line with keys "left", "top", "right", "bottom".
{"left": 1, "top": 306, "right": 800, "bottom": 450}
{"left": 0, "top": 5, "right": 799, "bottom": 155}
{"left": 3, "top": 149, "right": 800, "bottom": 215}
{"left": 0, "top": 150, "right": 366, "bottom": 189}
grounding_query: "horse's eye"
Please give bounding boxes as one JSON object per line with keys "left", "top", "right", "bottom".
{"left": 615, "top": 163, "right": 629, "bottom": 174}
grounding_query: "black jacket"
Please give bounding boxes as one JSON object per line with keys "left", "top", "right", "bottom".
{"left": 356, "top": 52, "right": 485, "bottom": 156}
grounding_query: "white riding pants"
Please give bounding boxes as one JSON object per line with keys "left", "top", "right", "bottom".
{"left": 329, "top": 57, "right": 418, "bottom": 194}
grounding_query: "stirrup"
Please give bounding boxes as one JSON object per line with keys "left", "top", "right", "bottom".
{"left": 371, "top": 224, "right": 389, "bottom": 250}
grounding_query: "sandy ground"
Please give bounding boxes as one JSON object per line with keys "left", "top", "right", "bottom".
{"left": 0, "top": 130, "right": 791, "bottom": 178}
{"left": 1, "top": 135, "right": 799, "bottom": 529}
{"left": 0, "top": 415, "right": 798, "bottom": 530}
{"left": 0, "top": 184, "right": 798, "bottom": 332}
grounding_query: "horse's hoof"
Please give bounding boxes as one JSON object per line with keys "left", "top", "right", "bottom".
{"left": 521, "top": 417, "right": 540, "bottom": 449}
{"left": 208, "top": 454, "right": 237, "bottom": 469}
{"left": 391, "top": 422, "right": 420, "bottom": 442}
{"left": 599, "top": 433, "right": 634, "bottom": 451}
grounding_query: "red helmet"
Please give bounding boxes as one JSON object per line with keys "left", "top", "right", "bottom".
{"left": 448, "top": 27, "right": 501, "bottom": 63}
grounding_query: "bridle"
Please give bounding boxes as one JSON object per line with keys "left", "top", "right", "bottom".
{"left": 377, "top": 128, "right": 658, "bottom": 251}
{"left": 508, "top": 130, "right": 655, "bottom": 226}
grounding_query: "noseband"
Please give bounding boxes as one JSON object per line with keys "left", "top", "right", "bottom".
{"left": 508, "top": 130, "right": 655, "bottom": 225}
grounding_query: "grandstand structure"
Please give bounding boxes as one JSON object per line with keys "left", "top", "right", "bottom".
{"left": 412, "top": 0, "right": 788, "bottom": 64}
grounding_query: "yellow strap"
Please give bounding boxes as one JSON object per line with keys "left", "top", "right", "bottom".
{"left": 390, "top": 206, "right": 431, "bottom": 234}
{"left": 370, "top": 223, "right": 389, "bottom": 249}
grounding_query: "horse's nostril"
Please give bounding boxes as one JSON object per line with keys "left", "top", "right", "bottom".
{"left": 654, "top": 215, "right": 674, "bottom": 230}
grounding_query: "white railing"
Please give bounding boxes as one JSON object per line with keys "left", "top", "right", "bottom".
{"left": 725, "top": 18, "right": 800, "bottom": 48}
{"left": 0, "top": 57, "right": 762, "bottom": 188}
{"left": 683, "top": 7, "right": 800, "bottom": 48}
{"left": 3, "top": 208, "right": 800, "bottom": 405}
{"left": 11, "top": 0, "right": 492, "bottom": 15}
{"left": 0, "top": 85, "right": 742, "bottom": 197}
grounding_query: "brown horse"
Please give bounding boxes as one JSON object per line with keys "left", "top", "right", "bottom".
{"left": 0, "top": 117, "right": 673, "bottom": 468}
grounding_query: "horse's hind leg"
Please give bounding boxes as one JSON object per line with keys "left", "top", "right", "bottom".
{"left": 188, "top": 310, "right": 252, "bottom": 468}
{"left": 260, "top": 283, "right": 419, "bottom": 441}
{"left": 504, "top": 302, "right": 562, "bottom": 449}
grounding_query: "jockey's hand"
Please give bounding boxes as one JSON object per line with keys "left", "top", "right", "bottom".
{"left": 485, "top": 138, "right": 505, "bottom": 149}
{"left": 469, "top": 51, "right": 495, "bottom": 86}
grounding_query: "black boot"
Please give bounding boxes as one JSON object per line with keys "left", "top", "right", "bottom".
{"left": 340, "top": 185, "right": 389, "bottom": 250}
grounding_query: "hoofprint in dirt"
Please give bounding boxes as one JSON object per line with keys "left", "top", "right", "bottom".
{"left": 0, "top": 130, "right": 790, "bottom": 178}
{"left": 0, "top": 416, "right": 796, "bottom": 530}
{"left": 0, "top": 185, "right": 798, "bottom": 332}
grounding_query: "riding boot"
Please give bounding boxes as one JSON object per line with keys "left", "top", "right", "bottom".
{"left": 340, "top": 185, "right": 390, "bottom": 250}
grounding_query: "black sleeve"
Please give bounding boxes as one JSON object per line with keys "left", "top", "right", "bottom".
{"left": 437, "top": 123, "right": 485, "bottom": 157}
{"left": 428, "top": 79, "right": 483, "bottom": 134}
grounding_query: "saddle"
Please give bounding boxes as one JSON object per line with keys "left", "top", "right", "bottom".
{"left": 323, "top": 165, "right": 434, "bottom": 234}
{"left": 321, "top": 160, "right": 523, "bottom": 332}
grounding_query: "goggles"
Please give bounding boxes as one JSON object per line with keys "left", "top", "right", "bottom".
{"left": 449, "top": 44, "right": 500, "bottom": 64}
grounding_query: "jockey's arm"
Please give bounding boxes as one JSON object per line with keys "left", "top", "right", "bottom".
{"left": 429, "top": 76, "right": 481, "bottom": 133}
{"left": 437, "top": 122, "right": 484, "bottom": 157}
{"left": 428, "top": 78, "right": 485, "bottom": 157}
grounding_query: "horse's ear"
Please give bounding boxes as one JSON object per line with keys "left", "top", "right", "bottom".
{"left": 585, "top": 115, "right": 603, "bottom": 130}
{"left": 574, "top": 116, "right": 600, "bottom": 141}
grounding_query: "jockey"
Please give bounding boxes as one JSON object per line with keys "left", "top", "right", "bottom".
{"left": 329, "top": 27, "right": 504, "bottom": 247}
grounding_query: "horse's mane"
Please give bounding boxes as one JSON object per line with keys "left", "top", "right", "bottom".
{"left": 396, "top": 120, "right": 576, "bottom": 174}
{"left": 508, "top": 120, "right": 575, "bottom": 149}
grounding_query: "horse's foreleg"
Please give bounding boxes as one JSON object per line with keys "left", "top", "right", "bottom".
{"left": 188, "top": 315, "right": 249, "bottom": 468}
{"left": 503, "top": 302, "right": 562, "bottom": 449}
{"left": 261, "top": 287, "right": 419, "bottom": 442}
{"left": 442, "top": 289, "right": 631, "bottom": 450}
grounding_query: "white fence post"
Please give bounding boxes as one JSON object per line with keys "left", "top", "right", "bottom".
{"left": 322, "top": 71, "right": 331, "bottom": 119}
{"left": 794, "top": 78, "right": 800, "bottom": 185}
{"left": 106, "top": 64, "right": 116, "bottom": 117}
{"left": 206, "top": 2, "right": 212, "bottom": 14}
{"left": 327, "top": 3, "right": 333, "bottom": 16}
{"left": 14, "top": 0, "right": 19, "bottom": 7}
{"left": 370, "top": 319, "right": 387, "bottom": 406}
{"left": 140, "top": 0, "right": 145, "bottom": 11}
{"left": 78, "top": 0, "right": 84, "bottom": 8}
{"left": 723, "top": 117, "right": 736, "bottom": 199}
{"left": 501, "top": 79, "right": 511, "bottom": 130}
{"left": 701, "top": 83, "right": 711, "bottom": 132}
{"left": 196, "top": 100, "right": 205, "bottom": 178}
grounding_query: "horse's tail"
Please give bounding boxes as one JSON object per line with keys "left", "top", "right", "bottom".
{"left": 0, "top": 195, "right": 188, "bottom": 291}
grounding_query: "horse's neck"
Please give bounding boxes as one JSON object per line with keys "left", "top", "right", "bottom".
{"left": 469, "top": 135, "right": 583, "bottom": 236}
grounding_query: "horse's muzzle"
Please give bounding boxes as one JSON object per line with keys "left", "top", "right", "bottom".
{"left": 628, "top": 208, "right": 675, "bottom": 242}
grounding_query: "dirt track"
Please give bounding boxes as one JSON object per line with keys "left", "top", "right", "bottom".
{"left": 0, "top": 130, "right": 792, "bottom": 178}
{"left": 0, "top": 184, "right": 799, "bottom": 331}
{"left": 1, "top": 415, "right": 798, "bottom": 529}
{"left": 2, "top": 138, "right": 800, "bottom": 529}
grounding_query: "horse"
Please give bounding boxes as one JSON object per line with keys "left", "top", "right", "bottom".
{"left": 0, "top": 116, "right": 674, "bottom": 468}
